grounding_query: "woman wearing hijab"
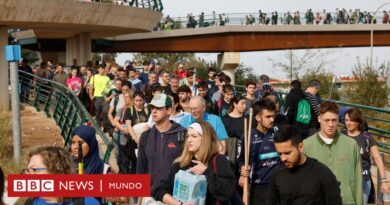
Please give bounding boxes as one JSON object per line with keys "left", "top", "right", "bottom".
{"left": 71, "top": 125, "right": 110, "bottom": 174}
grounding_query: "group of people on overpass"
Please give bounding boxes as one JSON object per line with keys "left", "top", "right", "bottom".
{"left": 156, "top": 8, "right": 390, "bottom": 30}
{"left": 12, "top": 58, "right": 390, "bottom": 205}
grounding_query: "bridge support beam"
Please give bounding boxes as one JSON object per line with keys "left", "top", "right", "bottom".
{"left": 0, "top": 27, "right": 9, "bottom": 110}
{"left": 218, "top": 52, "right": 240, "bottom": 85}
{"left": 66, "top": 32, "right": 91, "bottom": 66}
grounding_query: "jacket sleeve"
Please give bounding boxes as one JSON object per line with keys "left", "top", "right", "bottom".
{"left": 203, "top": 155, "right": 236, "bottom": 202}
{"left": 353, "top": 143, "right": 363, "bottom": 205}
{"left": 136, "top": 132, "right": 148, "bottom": 174}
{"left": 266, "top": 171, "right": 280, "bottom": 205}
{"left": 152, "top": 163, "right": 179, "bottom": 202}
{"left": 318, "top": 163, "right": 342, "bottom": 205}
{"left": 285, "top": 94, "right": 295, "bottom": 123}
{"left": 238, "top": 133, "right": 245, "bottom": 169}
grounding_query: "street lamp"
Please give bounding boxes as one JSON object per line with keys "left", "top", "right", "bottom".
{"left": 370, "top": 2, "right": 390, "bottom": 69}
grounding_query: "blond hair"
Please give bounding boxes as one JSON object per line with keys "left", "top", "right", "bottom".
{"left": 175, "top": 121, "right": 219, "bottom": 168}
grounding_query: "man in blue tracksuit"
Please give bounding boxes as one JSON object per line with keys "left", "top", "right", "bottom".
{"left": 238, "top": 99, "right": 280, "bottom": 205}
{"left": 136, "top": 94, "right": 187, "bottom": 191}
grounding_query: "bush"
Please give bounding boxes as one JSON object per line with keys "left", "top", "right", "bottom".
{"left": 343, "top": 60, "right": 389, "bottom": 108}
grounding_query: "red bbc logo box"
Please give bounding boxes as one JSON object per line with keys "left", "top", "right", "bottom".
{"left": 13, "top": 180, "right": 54, "bottom": 192}
{"left": 8, "top": 174, "right": 151, "bottom": 197}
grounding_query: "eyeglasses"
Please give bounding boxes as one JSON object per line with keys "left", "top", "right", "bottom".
{"left": 23, "top": 167, "right": 48, "bottom": 174}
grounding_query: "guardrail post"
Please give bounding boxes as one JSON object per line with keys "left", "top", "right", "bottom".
{"left": 33, "top": 81, "right": 42, "bottom": 112}
{"left": 44, "top": 86, "right": 53, "bottom": 118}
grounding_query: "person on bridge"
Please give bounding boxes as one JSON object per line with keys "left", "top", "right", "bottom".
{"left": 344, "top": 108, "right": 390, "bottom": 204}
{"left": 304, "top": 102, "right": 363, "bottom": 205}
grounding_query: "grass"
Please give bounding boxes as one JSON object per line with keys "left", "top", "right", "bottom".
{"left": 0, "top": 109, "right": 24, "bottom": 177}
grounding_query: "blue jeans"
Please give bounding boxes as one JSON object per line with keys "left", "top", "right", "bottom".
{"left": 363, "top": 179, "right": 371, "bottom": 205}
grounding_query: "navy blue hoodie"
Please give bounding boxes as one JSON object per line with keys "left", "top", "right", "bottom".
{"left": 136, "top": 121, "right": 187, "bottom": 190}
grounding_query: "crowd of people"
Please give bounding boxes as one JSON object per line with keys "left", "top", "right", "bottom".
{"left": 12, "top": 58, "right": 390, "bottom": 205}
{"left": 156, "top": 8, "right": 390, "bottom": 30}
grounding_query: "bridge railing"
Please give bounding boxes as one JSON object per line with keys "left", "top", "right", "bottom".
{"left": 81, "top": 0, "right": 163, "bottom": 12}
{"left": 157, "top": 11, "right": 388, "bottom": 30}
{"left": 18, "top": 70, "right": 116, "bottom": 163}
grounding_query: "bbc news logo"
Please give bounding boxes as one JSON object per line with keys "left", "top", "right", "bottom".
{"left": 8, "top": 174, "right": 150, "bottom": 197}
{"left": 14, "top": 180, "right": 54, "bottom": 192}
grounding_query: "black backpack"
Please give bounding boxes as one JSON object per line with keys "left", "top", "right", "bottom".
{"left": 24, "top": 197, "right": 84, "bottom": 205}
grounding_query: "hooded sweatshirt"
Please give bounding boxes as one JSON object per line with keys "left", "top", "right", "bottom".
{"left": 136, "top": 121, "right": 187, "bottom": 190}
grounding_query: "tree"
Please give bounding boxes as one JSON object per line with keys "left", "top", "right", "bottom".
{"left": 302, "top": 70, "right": 341, "bottom": 101}
{"left": 268, "top": 49, "right": 342, "bottom": 81}
{"left": 234, "top": 63, "right": 258, "bottom": 86}
{"left": 343, "top": 58, "right": 389, "bottom": 107}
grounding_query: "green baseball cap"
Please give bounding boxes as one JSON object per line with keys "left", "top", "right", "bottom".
{"left": 150, "top": 93, "right": 172, "bottom": 108}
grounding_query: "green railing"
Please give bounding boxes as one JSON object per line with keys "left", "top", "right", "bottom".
{"left": 18, "top": 70, "right": 115, "bottom": 163}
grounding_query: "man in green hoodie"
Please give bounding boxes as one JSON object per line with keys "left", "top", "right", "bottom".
{"left": 304, "top": 101, "right": 363, "bottom": 205}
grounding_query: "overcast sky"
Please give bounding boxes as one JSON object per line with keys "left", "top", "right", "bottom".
{"left": 117, "top": 0, "right": 390, "bottom": 79}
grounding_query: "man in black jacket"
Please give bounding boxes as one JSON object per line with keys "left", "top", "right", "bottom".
{"left": 285, "top": 80, "right": 305, "bottom": 124}
{"left": 267, "top": 125, "right": 342, "bottom": 205}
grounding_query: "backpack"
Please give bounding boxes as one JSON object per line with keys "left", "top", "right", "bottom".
{"left": 25, "top": 197, "right": 84, "bottom": 205}
{"left": 295, "top": 99, "right": 311, "bottom": 125}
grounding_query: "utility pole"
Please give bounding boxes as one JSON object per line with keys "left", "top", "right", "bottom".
{"left": 5, "top": 45, "right": 22, "bottom": 161}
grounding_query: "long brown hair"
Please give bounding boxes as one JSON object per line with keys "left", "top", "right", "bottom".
{"left": 175, "top": 121, "right": 220, "bottom": 168}
{"left": 345, "top": 107, "right": 364, "bottom": 132}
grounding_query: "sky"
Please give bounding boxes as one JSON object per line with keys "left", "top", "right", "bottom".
{"left": 116, "top": 0, "right": 390, "bottom": 79}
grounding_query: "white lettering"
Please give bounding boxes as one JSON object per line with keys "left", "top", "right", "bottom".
{"left": 108, "top": 182, "right": 143, "bottom": 190}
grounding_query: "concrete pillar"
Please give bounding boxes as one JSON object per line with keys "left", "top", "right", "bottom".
{"left": 0, "top": 27, "right": 9, "bottom": 110}
{"left": 66, "top": 33, "right": 91, "bottom": 66}
{"left": 217, "top": 52, "right": 240, "bottom": 85}
{"left": 66, "top": 36, "right": 75, "bottom": 66}
{"left": 79, "top": 32, "right": 91, "bottom": 66}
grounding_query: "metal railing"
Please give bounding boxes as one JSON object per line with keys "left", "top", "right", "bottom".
{"left": 157, "top": 11, "right": 390, "bottom": 30}
{"left": 18, "top": 70, "right": 115, "bottom": 163}
{"left": 83, "top": 0, "right": 163, "bottom": 12}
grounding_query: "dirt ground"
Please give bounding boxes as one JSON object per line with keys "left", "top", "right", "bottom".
{"left": 19, "top": 104, "right": 64, "bottom": 157}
